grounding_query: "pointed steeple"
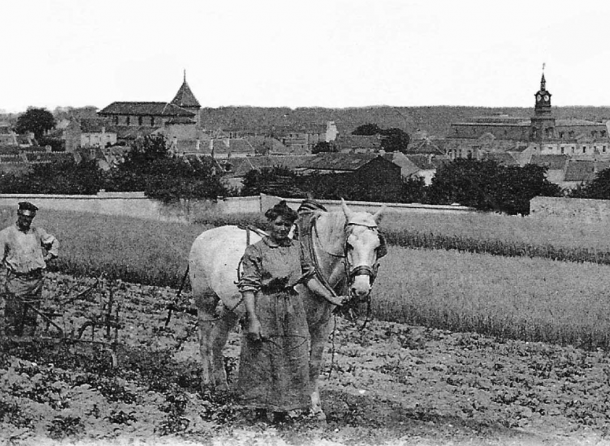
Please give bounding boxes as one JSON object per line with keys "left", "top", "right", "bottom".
{"left": 171, "top": 71, "right": 201, "bottom": 109}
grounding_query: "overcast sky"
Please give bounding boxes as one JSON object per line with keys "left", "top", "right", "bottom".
{"left": 1, "top": 0, "right": 609, "bottom": 113}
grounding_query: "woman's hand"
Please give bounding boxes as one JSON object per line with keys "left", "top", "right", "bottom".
{"left": 246, "top": 316, "right": 262, "bottom": 342}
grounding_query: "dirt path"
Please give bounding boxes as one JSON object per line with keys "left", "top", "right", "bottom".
{"left": 2, "top": 273, "right": 610, "bottom": 445}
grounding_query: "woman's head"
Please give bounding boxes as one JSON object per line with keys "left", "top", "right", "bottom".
{"left": 265, "top": 201, "right": 298, "bottom": 241}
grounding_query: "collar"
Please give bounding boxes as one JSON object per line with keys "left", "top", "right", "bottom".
{"left": 263, "top": 236, "right": 293, "bottom": 248}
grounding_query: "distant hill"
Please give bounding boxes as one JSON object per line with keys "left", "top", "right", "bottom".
{"left": 199, "top": 106, "right": 610, "bottom": 138}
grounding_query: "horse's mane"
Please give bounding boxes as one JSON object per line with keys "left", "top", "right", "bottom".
{"left": 314, "top": 208, "right": 378, "bottom": 247}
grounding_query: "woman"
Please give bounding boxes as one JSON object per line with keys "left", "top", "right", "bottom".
{"left": 237, "top": 201, "right": 340, "bottom": 422}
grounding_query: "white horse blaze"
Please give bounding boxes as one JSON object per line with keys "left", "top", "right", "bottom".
{"left": 188, "top": 202, "right": 384, "bottom": 416}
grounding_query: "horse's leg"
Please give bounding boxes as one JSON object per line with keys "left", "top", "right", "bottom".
{"left": 194, "top": 289, "right": 220, "bottom": 389}
{"left": 302, "top": 289, "right": 334, "bottom": 420}
{"left": 209, "top": 302, "right": 239, "bottom": 389}
{"left": 309, "top": 315, "right": 334, "bottom": 420}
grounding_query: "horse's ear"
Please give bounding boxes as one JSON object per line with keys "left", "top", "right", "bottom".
{"left": 341, "top": 198, "right": 354, "bottom": 221}
{"left": 372, "top": 205, "right": 386, "bottom": 224}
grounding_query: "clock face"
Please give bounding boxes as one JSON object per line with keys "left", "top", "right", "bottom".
{"left": 537, "top": 94, "right": 542, "bottom": 101}
{"left": 544, "top": 95, "right": 550, "bottom": 101}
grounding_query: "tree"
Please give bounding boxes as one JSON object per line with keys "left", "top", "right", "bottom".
{"left": 401, "top": 176, "right": 428, "bottom": 203}
{"left": 311, "top": 141, "right": 337, "bottom": 154}
{"left": 241, "top": 166, "right": 300, "bottom": 197}
{"left": 568, "top": 168, "right": 610, "bottom": 199}
{"left": 145, "top": 156, "right": 227, "bottom": 202}
{"left": 380, "top": 128, "right": 410, "bottom": 153}
{"left": 103, "top": 134, "right": 228, "bottom": 201}
{"left": 428, "top": 158, "right": 561, "bottom": 215}
{"left": 352, "top": 123, "right": 383, "bottom": 136}
{"left": 0, "top": 159, "right": 102, "bottom": 195}
{"left": 15, "top": 108, "right": 56, "bottom": 140}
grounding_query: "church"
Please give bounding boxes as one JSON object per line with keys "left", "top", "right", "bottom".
{"left": 98, "top": 73, "right": 202, "bottom": 128}
{"left": 444, "top": 73, "right": 610, "bottom": 161}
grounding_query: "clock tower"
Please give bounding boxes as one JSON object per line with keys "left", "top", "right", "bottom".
{"left": 530, "top": 71, "right": 556, "bottom": 141}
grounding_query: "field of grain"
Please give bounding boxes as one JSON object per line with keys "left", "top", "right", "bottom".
{"left": 7, "top": 206, "right": 610, "bottom": 350}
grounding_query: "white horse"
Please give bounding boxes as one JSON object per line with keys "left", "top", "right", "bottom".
{"left": 188, "top": 200, "right": 386, "bottom": 418}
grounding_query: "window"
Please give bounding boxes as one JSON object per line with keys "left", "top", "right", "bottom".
{"left": 583, "top": 146, "right": 587, "bottom": 154}
{"left": 571, "top": 146, "right": 575, "bottom": 154}
{"left": 138, "top": 116, "right": 143, "bottom": 126}
{"left": 592, "top": 131, "right": 598, "bottom": 138}
{"left": 561, "top": 147, "right": 565, "bottom": 154}
{"left": 569, "top": 131, "right": 574, "bottom": 138}
{"left": 602, "top": 130, "right": 607, "bottom": 137}
{"left": 559, "top": 131, "right": 564, "bottom": 139}
{"left": 126, "top": 116, "right": 130, "bottom": 126}
{"left": 151, "top": 116, "right": 155, "bottom": 126}
{"left": 604, "top": 146, "right": 607, "bottom": 153}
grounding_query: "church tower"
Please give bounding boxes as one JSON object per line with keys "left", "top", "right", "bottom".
{"left": 530, "top": 69, "right": 555, "bottom": 141}
{"left": 171, "top": 71, "right": 201, "bottom": 125}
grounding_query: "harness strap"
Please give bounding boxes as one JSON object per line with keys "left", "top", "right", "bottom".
{"left": 297, "top": 212, "right": 342, "bottom": 302}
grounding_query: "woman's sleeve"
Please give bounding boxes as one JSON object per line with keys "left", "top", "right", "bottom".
{"left": 238, "top": 244, "right": 262, "bottom": 293}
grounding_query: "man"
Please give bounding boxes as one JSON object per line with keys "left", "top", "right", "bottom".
{"left": 0, "top": 202, "right": 59, "bottom": 336}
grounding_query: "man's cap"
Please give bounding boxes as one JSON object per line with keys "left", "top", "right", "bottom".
{"left": 18, "top": 202, "right": 38, "bottom": 214}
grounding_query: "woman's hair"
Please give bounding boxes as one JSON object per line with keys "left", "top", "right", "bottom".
{"left": 264, "top": 200, "right": 298, "bottom": 223}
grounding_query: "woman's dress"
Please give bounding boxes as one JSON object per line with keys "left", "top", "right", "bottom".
{"left": 237, "top": 236, "right": 312, "bottom": 411}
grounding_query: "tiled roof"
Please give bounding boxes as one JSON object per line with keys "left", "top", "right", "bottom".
{"left": 25, "top": 152, "right": 73, "bottom": 163}
{"left": 299, "top": 152, "right": 381, "bottom": 172}
{"left": 171, "top": 81, "right": 201, "bottom": 108}
{"left": 231, "top": 155, "right": 315, "bottom": 177}
{"left": 99, "top": 102, "right": 195, "bottom": 117}
{"left": 556, "top": 119, "right": 606, "bottom": 127}
{"left": 483, "top": 152, "right": 519, "bottom": 166}
{"left": 564, "top": 161, "right": 598, "bottom": 182}
{"left": 211, "top": 139, "right": 256, "bottom": 155}
{"left": 335, "top": 135, "right": 381, "bottom": 151}
{"left": 381, "top": 152, "right": 421, "bottom": 177}
{"left": 80, "top": 118, "right": 112, "bottom": 133}
{"left": 530, "top": 155, "right": 569, "bottom": 170}
{"left": 405, "top": 138, "right": 446, "bottom": 155}
{"left": 404, "top": 154, "right": 440, "bottom": 170}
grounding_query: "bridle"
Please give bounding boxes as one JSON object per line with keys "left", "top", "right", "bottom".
{"left": 343, "top": 222, "right": 386, "bottom": 288}
{"left": 312, "top": 218, "right": 386, "bottom": 298}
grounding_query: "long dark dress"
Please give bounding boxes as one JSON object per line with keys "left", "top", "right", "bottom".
{"left": 237, "top": 236, "right": 312, "bottom": 411}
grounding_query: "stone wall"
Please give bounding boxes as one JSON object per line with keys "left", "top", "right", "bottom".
{"left": 0, "top": 193, "right": 477, "bottom": 224}
{"left": 530, "top": 196, "right": 610, "bottom": 222}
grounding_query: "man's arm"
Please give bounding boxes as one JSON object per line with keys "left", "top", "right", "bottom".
{"left": 38, "top": 228, "right": 59, "bottom": 260}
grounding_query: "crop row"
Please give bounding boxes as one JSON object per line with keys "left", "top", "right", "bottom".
{"left": 6, "top": 207, "right": 610, "bottom": 350}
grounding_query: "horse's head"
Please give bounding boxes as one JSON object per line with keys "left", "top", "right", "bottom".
{"left": 341, "top": 200, "right": 387, "bottom": 299}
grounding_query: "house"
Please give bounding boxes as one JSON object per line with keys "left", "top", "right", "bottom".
{"left": 530, "top": 154, "right": 569, "bottom": 185}
{"left": 336, "top": 135, "right": 382, "bottom": 153}
{"left": 403, "top": 154, "right": 448, "bottom": 185}
{"left": 269, "top": 121, "right": 338, "bottom": 153}
{"left": 562, "top": 160, "right": 610, "bottom": 190}
{"left": 299, "top": 152, "right": 403, "bottom": 197}
{"left": 222, "top": 155, "right": 315, "bottom": 190}
{"left": 73, "top": 145, "right": 129, "bottom": 170}
{"left": 64, "top": 118, "right": 117, "bottom": 152}
{"left": 404, "top": 137, "right": 446, "bottom": 156}
{"left": 0, "top": 125, "right": 36, "bottom": 148}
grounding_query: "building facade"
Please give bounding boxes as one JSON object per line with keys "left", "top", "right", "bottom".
{"left": 446, "top": 73, "right": 610, "bottom": 161}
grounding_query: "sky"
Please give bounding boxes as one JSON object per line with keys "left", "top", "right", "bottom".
{"left": 2, "top": 0, "right": 610, "bottom": 113}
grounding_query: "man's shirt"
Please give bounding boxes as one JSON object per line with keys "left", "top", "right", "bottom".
{"left": 0, "top": 224, "right": 59, "bottom": 274}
